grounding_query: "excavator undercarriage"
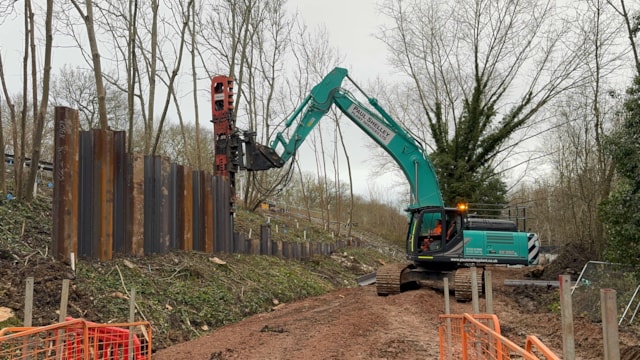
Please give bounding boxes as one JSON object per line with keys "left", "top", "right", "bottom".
{"left": 374, "top": 263, "right": 484, "bottom": 302}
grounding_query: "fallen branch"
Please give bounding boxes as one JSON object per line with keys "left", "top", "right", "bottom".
{"left": 163, "top": 264, "right": 187, "bottom": 280}
{"left": 115, "top": 265, "right": 148, "bottom": 322}
{"left": 70, "top": 302, "right": 86, "bottom": 317}
{"left": 24, "top": 250, "right": 39, "bottom": 266}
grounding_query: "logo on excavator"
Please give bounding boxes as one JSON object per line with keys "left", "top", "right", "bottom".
{"left": 347, "top": 104, "right": 394, "bottom": 145}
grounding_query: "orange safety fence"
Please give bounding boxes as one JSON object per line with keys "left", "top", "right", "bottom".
{"left": 438, "top": 313, "right": 560, "bottom": 360}
{"left": 0, "top": 318, "right": 152, "bottom": 360}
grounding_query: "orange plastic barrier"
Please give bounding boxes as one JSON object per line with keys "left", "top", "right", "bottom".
{"left": 0, "top": 318, "right": 151, "bottom": 360}
{"left": 439, "top": 313, "right": 560, "bottom": 360}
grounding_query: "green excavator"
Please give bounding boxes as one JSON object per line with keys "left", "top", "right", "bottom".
{"left": 244, "top": 67, "right": 540, "bottom": 301}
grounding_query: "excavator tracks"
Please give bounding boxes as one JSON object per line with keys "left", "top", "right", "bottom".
{"left": 376, "top": 263, "right": 409, "bottom": 296}
{"left": 453, "top": 268, "right": 484, "bottom": 302}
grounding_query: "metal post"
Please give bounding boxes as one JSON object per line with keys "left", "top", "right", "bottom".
{"left": 52, "top": 107, "right": 79, "bottom": 262}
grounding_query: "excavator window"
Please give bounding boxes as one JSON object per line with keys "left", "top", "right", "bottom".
{"left": 417, "top": 212, "right": 444, "bottom": 252}
{"left": 444, "top": 212, "right": 463, "bottom": 243}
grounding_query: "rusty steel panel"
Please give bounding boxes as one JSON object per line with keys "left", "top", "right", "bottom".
{"left": 272, "top": 240, "right": 280, "bottom": 257}
{"left": 159, "top": 157, "right": 171, "bottom": 253}
{"left": 123, "top": 154, "right": 133, "bottom": 254}
{"left": 192, "top": 171, "right": 203, "bottom": 251}
{"left": 203, "top": 172, "right": 214, "bottom": 253}
{"left": 307, "top": 242, "right": 317, "bottom": 257}
{"left": 234, "top": 232, "right": 246, "bottom": 255}
{"left": 144, "top": 156, "right": 170, "bottom": 254}
{"left": 169, "top": 163, "right": 184, "bottom": 249}
{"left": 78, "top": 131, "right": 94, "bottom": 258}
{"left": 260, "top": 224, "right": 270, "bottom": 255}
{"left": 293, "top": 243, "right": 301, "bottom": 260}
{"left": 52, "top": 107, "right": 79, "bottom": 262}
{"left": 143, "top": 156, "right": 158, "bottom": 254}
{"left": 282, "top": 242, "right": 290, "bottom": 259}
{"left": 232, "top": 228, "right": 244, "bottom": 253}
{"left": 130, "top": 153, "right": 145, "bottom": 256}
{"left": 78, "top": 130, "right": 115, "bottom": 261}
{"left": 302, "top": 242, "right": 309, "bottom": 258}
{"left": 213, "top": 176, "right": 233, "bottom": 253}
{"left": 112, "top": 131, "right": 127, "bottom": 254}
{"left": 212, "top": 176, "right": 222, "bottom": 252}
{"left": 250, "top": 237, "right": 260, "bottom": 255}
{"left": 95, "top": 130, "right": 114, "bottom": 261}
{"left": 245, "top": 238, "right": 251, "bottom": 253}
{"left": 183, "top": 167, "right": 193, "bottom": 251}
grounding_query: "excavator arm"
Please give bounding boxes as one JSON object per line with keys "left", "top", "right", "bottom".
{"left": 270, "top": 67, "right": 443, "bottom": 209}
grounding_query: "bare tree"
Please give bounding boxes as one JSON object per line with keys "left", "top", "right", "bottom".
{"left": 151, "top": 0, "right": 193, "bottom": 155}
{"left": 70, "top": 0, "right": 109, "bottom": 130}
{"left": 0, "top": 55, "right": 16, "bottom": 197}
{"left": 50, "top": 67, "right": 129, "bottom": 131}
{"left": 187, "top": 0, "right": 202, "bottom": 169}
{"left": 156, "top": 122, "right": 214, "bottom": 168}
{"left": 196, "top": 0, "right": 298, "bottom": 210}
{"left": 607, "top": 0, "right": 640, "bottom": 75}
{"left": 22, "top": 0, "right": 53, "bottom": 202}
{"left": 0, "top": 107, "right": 3, "bottom": 195}
{"left": 378, "top": 0, "right": 589, "bottom": 205}
{"left": 513, "top": 0, "right": 625, "bottom": 255}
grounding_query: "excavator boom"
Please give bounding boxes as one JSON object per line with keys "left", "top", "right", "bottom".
{"left": 270, "top": 67, "right": 443, "bottom": 209}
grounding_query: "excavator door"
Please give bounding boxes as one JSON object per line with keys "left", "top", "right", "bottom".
{"left": 412, "top": 210, "right": 446, "bottom": 254}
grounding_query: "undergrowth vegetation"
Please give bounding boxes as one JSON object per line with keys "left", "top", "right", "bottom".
{"left": 0, "top": 193, "right": 404, "bottom": 350}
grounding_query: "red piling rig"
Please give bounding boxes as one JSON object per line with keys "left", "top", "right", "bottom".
{"left": 211, "top": 75, "right": 235, "bottom": 178}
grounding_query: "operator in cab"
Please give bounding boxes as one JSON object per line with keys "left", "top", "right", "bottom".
{"left": 421, "top": 219, "right": 442, "bottom": 251}
{"left": 431, "top": 219, "right": 442, "bottom": 236}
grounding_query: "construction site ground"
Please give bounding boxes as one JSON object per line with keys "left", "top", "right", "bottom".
{"left": 2, "top": 197, "right": 640, "bottom": 359}
{"left": 154, "top": 265, "right": 640, "bottom": 360}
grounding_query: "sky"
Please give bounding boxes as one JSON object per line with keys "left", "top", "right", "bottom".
{"left": 289, "top": 0, "right": 391, "bottom": 81}
{"left": 283, "top": 0, "right": 408, "bottom": 203}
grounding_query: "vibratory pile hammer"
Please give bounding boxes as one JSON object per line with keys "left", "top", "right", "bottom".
{"left": 210, "top": 75, "right": 283, "bottom": 199}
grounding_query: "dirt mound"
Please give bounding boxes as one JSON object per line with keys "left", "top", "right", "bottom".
{"left": 0, "top": 256, "right": 86, "bottom": 325}
{"left": 539, "top": 241, "right": 597, "bottom": 280}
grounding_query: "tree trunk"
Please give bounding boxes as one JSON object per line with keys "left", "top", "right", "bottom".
{"left": 70, "top": 0, "right": 109, "bottom": 130}
{"left": 23, "top": 0, "right": 53, "bottom": 202}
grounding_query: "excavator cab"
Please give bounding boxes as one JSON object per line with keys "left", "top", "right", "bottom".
{"left": 410, "top": 208, "right": 464, "bottom": 256}
{"left": 415, "top": 212, "right": 444, "bottom": 252}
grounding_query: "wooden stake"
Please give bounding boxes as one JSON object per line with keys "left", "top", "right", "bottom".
{"left": 560, "top": 275, "right": 575, "bottom": 360}
{"left": 485, "top": 271, "right": 493, "bottom": 314}
{"left": 24, "top": 277, "right": 33, "bottom": 327}
{"left": 601, "top": 289, "right": 620, "bottom": 360}
{"left": 128, "top": 288, "right": 136, "bottom": 360}
{"left": 444, "top": 278, "right": 452, "bottom": 360}
{"left": 58, "top": 279, "right": 70, "bottom": 322}
{"left": 471, "top": 267, "right": 479, "bottom": 314}
{"left": 57, "top": 279, "right": 70, "bottom": 360}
